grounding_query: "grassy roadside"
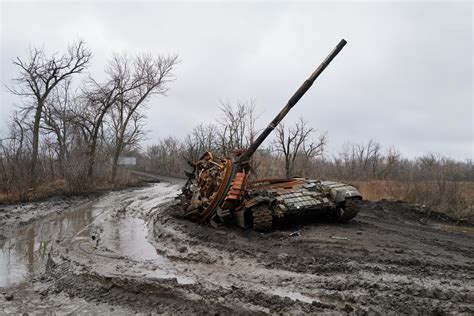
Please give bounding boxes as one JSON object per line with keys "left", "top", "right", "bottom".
{"left": 0, "top": 170, "right": 142, "bottom": 205}
{"left": 349, "top": 180, "right": 474, "bottom": 221}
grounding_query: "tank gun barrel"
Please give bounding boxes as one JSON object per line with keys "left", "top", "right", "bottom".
{"left": 237, "top": 39, "right": 347, "bottom": 165}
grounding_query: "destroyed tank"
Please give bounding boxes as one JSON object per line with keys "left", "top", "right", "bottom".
{"left": 180, "top": 39, "right": 362, "bottom": 231}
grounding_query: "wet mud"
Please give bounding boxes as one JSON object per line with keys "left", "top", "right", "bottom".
{"left": 1, "top": 181, "right": 473, "bottom": 314}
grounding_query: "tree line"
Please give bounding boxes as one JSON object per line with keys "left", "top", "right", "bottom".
{"left": 145, "top": 101, "right": 473, "bottom": 183}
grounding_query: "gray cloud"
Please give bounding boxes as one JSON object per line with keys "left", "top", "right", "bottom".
{"left": 1, "top": 1, "right": 472, "bottom": 160}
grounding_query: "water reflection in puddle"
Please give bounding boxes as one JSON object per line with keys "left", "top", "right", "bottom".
{"left": 101, "top": 217, "right": 162, "bottom": 261}
{"left": 100, "top": 217, "right": 194, "bottom": 284}
{"left": 0, "top": 203, "right": 94, "bottom": 288}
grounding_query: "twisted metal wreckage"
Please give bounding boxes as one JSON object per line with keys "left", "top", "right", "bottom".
{"left": 180, "top": 39, "right": 362, "bottom": 231}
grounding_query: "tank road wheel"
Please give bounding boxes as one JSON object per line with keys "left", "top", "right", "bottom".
{"left": 252, "top": 206, "right": 273, "bottom": 231}
{"left": 338, "top": 198, "right": 361, "bottom": 222}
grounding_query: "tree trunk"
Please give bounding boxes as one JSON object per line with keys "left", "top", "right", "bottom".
{"left": 87, "top": 133, "right": 99, "bottom": 178}
{"left": 285, "top": 158, "right": 291, "bottom": 178}
{"left": 87, "top": 111, "right": 108, "bottom": 178}
{"left": 111, "top": 122, "right": 128, "bottom": 181}
{"left": 111, "top": 144, "right": 121, "bottom": 181}
{"left": 87, "top": 142, "right": 96, "bottom": 178}
{"left": 58, "top": 145, "right": 65, "bottom": 177}
{"left": 111, "top": 108, "right": 133, "bottom": 181}
{"left": 30, "top": 101, "right": 44, "bottom": 180}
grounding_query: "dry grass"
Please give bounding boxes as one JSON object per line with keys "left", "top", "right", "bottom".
{"left": 0, "top": 169, "right": 141, "bottom": 204}
{"left": 349, "top": 180, "right": 474, "bottom": 220}
{"left": 349, "top": 180, "right": 401, "bottom": 201}
{"left": 0, "top": 179, "right": 71, "bottom": 203}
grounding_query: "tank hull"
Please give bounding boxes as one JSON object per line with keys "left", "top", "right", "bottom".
{"left": 238, "top": 178, "right": 362, "bottom": 230}
{"left": 180, "top": 162, "right": 362, "bottom": 231}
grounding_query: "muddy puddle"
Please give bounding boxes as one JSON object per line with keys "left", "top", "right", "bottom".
{"left": 97, "top": 215, "right": 194, "bottom": 284}
{"left": 0, "top": 187, "right": 179, "bottom": 288}
{"left": 0, "top": 202, "right": 94, "bottom": 287}
{"left": 100, "top": 217, "right": 162, "bottom": 261}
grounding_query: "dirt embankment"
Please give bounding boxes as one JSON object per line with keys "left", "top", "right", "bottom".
{"left": 1, "top": 182, "right": 473, "bottom": 314}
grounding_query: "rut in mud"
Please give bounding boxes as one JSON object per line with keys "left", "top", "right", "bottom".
{"left": 1, "top": 181, "right": 473, "bottom": 314}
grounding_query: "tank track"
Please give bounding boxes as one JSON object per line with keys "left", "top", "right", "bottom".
{"left": 252, "top": 206, "right": 273, "bottom": 231}
{"left": 338, "top": 198, "right": 361, "bottom": 222}
{"left": 217, "top": 207, "right": 232, "bottom": 224}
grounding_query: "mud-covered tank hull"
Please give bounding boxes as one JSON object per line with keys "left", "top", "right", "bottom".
{"left": 181, "top": 162, "right": 362, "bottom": 231}
{"left": 236, "top": 178, "right": 362, "bottom": 231}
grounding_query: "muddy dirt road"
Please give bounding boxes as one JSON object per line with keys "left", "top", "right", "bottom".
{"left": 1, "top": 180, "right": 473, "bottom": 314}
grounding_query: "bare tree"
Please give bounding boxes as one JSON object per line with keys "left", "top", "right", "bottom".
{"left": 217, "top": 101, "right": 247, "bottom": 155}
{"left": 274, "top": 118, "right": 326, "bottom": 178}
{"left": 184, "top": 123, "right": 218, "bottom": 162}
{"left": 108, "top": 53, "right": 178, "bottom": 180}
{"left": 214, "top": 100, "right": 261, "bottom": 157}
{"left": 147, "top": 136, "right": 185, "bottom": 176}
{"left": 299, "top": 131, "right": 327, "bottom": 177}
{"left": 11, "top": 110, "right": 30, "bottom": 160}
{"left": 9, "top": 40, "right": 91, "bottom": 177}
{"left": 41, "top": 78, "right": 76, "bottom": 174}
{"left": 380, "top": 147, "right": 401, "bottom": 179}
{"left": 337, "top": 140, "right": 382, "bottom": 180}
{"left": 74, "top": 78, "right": 120, "bottom": 177}
{"left": 244, "top": 100, "right": 260, "bottom": 147}
{"left": 0, "top": 111, "right": 31, "bottom": 199}
{"left": 355, "top": 139, "right": 382, "bottom": 178}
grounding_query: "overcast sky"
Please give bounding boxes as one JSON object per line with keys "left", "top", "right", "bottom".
{"left": 1, "top": 1, "right": 472, "bottom": 160}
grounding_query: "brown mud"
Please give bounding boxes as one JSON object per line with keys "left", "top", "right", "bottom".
{"left": 1, "top": 181, "right": 473, "bottom": 314}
